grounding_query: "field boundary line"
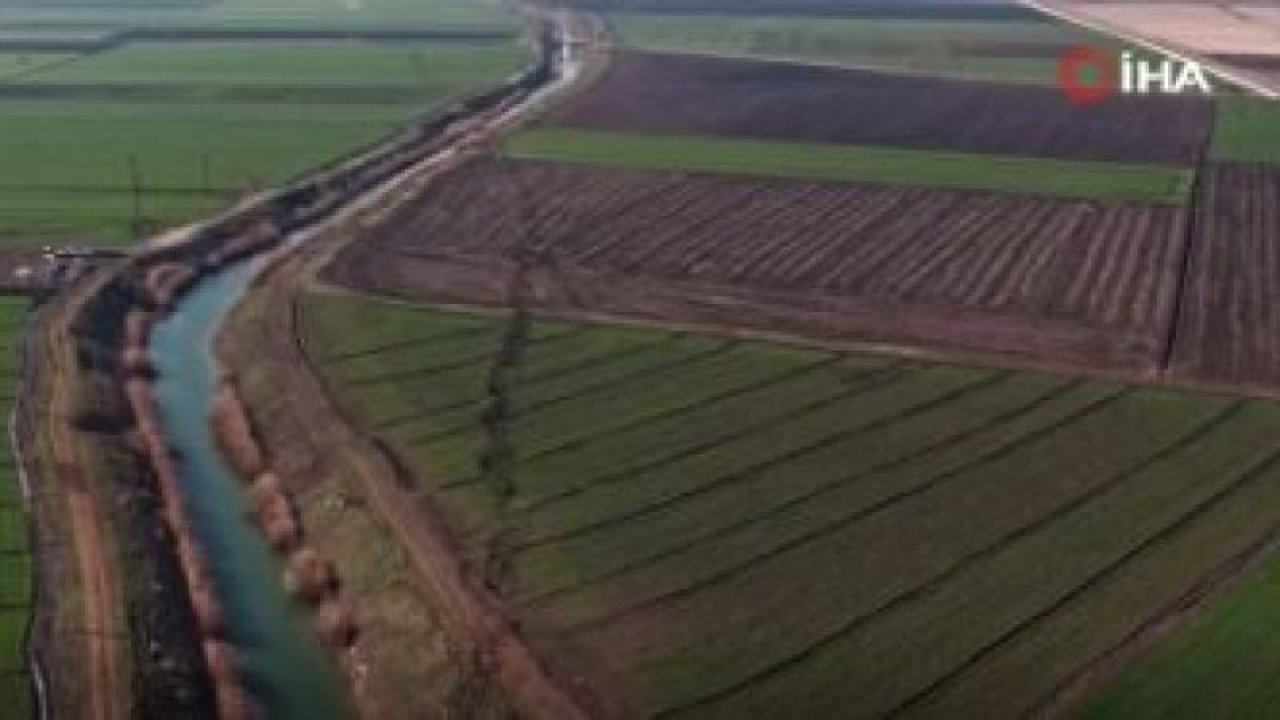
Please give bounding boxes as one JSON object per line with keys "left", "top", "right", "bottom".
{"left": 518, "top": 366, "right": 990, "bottom": 510}
{"left": 316, "top": 324, "right": 501, "bottom": 364}
{"left": 341, "top": 326, "right": 581, "bottom": 386}
{"left": 1035, "top": 489, "right": 1280, "bottom": 717}
{"left": 316, "top": 284, "right": 1280, "bottom": 407}
{"left": 441, "top": 360, "right": 911, "bottom": 500}
{"left": 512, "top": 367, "right": 1016, "bottom": 552}
{"left": 404, "top": 339, "right": 741, "bottom": 445}
{"left": 1157, "top": 88, "right": 1215, "bottom": 374}
{"left": 514, "top": 377, "right": 1084, "bottom": 607}
{"left": 884, "top": 419, "right": 1280, "bottom": 718}
{"left": 380, "top": 331, "right": 695, "bottom": 432}
{"left": 651, "top": 399, "right": 1244, "bottom": 719}
{"left": 560, "top": 385, "right": 1129, "bottom": 636}
{"left": 506, "top": 352, "right": 840, "bottom": 462}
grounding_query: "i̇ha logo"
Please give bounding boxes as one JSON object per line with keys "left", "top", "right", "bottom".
{"left": 1057, "top": 45, "right": 1213, "bottom": 106}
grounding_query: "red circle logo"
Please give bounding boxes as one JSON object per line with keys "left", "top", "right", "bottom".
{"left": 1058, "top": 46, "right": 1118, "bottom": 106}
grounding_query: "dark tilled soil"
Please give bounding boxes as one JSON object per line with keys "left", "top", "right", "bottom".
{"left": 1168, "top": 162, "right": 1280, "bottom": 391}
{"left": 323, "top": 158, "right": 1188, "bottom": 379}
{"left": 548, "top": 52, "right": 1213, "bottom": 164}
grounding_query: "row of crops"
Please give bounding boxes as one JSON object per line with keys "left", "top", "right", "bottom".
{"left": 300, "top": 290, "right": 1280, "bottom": 718}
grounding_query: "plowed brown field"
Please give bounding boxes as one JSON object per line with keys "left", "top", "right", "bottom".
{"left": 1169, "top": 162, "right": 1280, "bottom": 391}
{"left": 323, "top": 158, "right": 1190, "bottom": 377}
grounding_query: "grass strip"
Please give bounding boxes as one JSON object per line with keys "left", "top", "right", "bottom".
{"left": 504, "top": 128, "right": 1194, "bottom": 204}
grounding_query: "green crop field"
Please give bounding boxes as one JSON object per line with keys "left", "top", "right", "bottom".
{"left": 0, "top": 37, "right": 526, "bottom": 245}
{"left": 301, "top": 290, "right": 1280, "bottom": 719}
{"left": 1079, "top": 544, "right": 1280, "bottom": 719}
{"left": 0, "top": 99, "right": 408, "bottom": 244}
{"left": 0, "top": 0, "right": 519, "bottom": 32}
{"left": 608, "top": 14, "right": 1110, "bottom": 85}
{"left": 0, "top": 297, "right": 32, "bottom": 719}
{"left": 22, "top": 40, "right": 524, "bottom": 92}
{"left": 1212, "top": 96, "right": 1280, "bottom": 164}
{"left": 0, "top": 100, "right": 415, "bottom": 187}
{"left": 504, "top": 128, "right": 1194, "bottom": 203}
{"left": 0, "top": 188, "right": 225, "bottom": 241}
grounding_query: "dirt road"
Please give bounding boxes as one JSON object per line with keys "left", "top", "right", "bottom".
{"left": 47, "top": 294, "right": 124, "bottom": 720}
